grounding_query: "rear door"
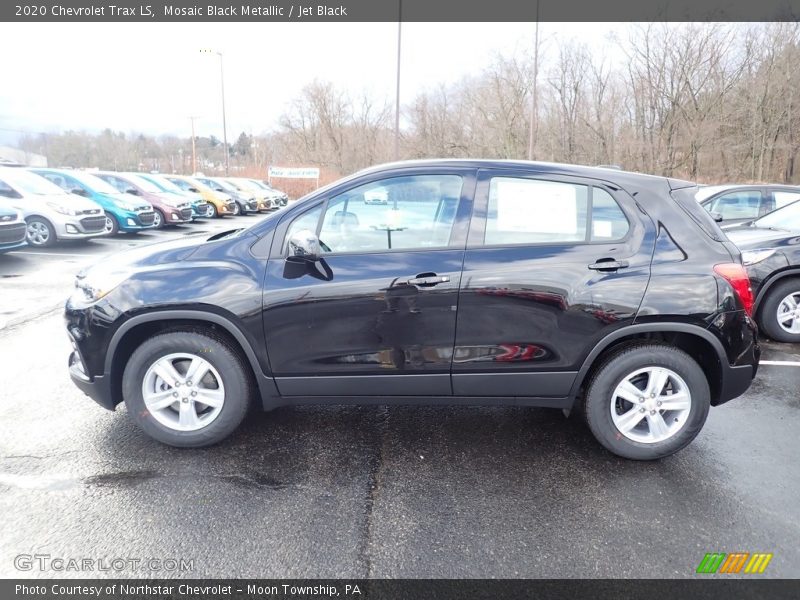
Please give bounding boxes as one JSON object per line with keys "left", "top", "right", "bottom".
{"left": 452, "top": 169, "right": 655, "bottom": 399}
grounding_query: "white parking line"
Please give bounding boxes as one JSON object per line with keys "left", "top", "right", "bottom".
{"left": 760, "top": 360, "right": 800, "bottom": 367}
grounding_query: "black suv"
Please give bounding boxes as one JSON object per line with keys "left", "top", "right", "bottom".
{"left": 65, "top": 160, "right": 759, "bottom": 460}
{"left": 725, "top": 199, "right": 800, "bottom": 343}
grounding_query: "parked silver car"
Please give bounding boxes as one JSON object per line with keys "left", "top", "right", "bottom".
{"left": 0, "top": 167, "right": 107, "bottom": 247}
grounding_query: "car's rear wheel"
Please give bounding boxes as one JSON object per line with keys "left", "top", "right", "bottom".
{"left": 25, "top": 217, "right": 56, "bottom": 247}
{"left": 583, "top": 344, "right": 709, "bottom": 460}
{"left": 759, "top": 279, "right": 800, "bottom": 343}
{"left": 122, "top": 331, "right": 252, "bottom": 447}
{"left": 103, "top": 212, "right": 119, "bottom": 235}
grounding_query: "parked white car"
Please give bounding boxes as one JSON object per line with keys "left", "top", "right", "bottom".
{"left": 0, "top": 167, "right": 108, "bottom": 247}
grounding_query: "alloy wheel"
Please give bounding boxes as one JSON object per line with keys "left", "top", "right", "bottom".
{"left": 26, "top": 221, "right": 51, "bottom": 246}
{"left": 777, "top": 291, "right": 800, "bottom": 334}
{"left": 142, "top": 352, "right": 225, "bottom": 432}
{"left": 609, "top": 366, "right": 692, "bottom": 444}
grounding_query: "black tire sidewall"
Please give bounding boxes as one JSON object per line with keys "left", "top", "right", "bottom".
{"left": 153, "top": 208, "right": 164, "bottom": 228}
{"left": 122, "top": 332, "right": 251, "bottom": 447}
{"left": 584, "top": 345, "right": 710, "bottom": 460}
{"left": 760, "top": 279, "right": 800, "bottom": 343}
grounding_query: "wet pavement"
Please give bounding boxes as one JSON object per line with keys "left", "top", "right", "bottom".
{"left": 0, "top": 218, "right": 798, "bottom": 578}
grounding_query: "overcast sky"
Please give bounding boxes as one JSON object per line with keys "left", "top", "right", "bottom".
{"left": 0, "top": 22, "right": 626, "bottom": 143}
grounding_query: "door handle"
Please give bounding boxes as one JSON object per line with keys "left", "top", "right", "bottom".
{"left": 588, "top": 259, "right": 629, "bottom": 271}
{"left": 407, "top": 274, "right": 450, "bottom": 286}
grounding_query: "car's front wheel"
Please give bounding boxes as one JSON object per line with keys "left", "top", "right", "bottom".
{"left": 232, "top": 201, "right": 241, "bottom": 216}
{"left": 26, "top": 217, "right": 56, "bottom": 247}
{"left": 152, "top": 208, "right": 165, "bottom": 229}
{"left": 207, "top": 203, "right": 219, "bottom": 218}
{"left": 583, "top": 344, "right": 709, "bottom": 460}
{"left": 104, "top": 212, "right": 119, "bottom": 235}
{"left": 759, "top": 279, "right": 800, "bottom": 343}
{"left": 122, "top": 331, "right": 252, "bottom": 447}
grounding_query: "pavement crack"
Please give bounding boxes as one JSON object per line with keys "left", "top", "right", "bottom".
{"left": 358, "top": 406, "right": 390, "bottom": 578}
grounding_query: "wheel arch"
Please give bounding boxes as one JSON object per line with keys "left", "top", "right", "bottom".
{"left": 753, "top": 268, "right": 800, "bottom": 313}
{"left": 105, "top": 310, "right": 278, "bottom": 409}
{"left": 569, "top": 323, "right": 727, "bottom": 406}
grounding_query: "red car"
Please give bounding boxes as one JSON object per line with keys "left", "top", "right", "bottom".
{"left": 94, "top": 172, "right": 194, "bottom": 228}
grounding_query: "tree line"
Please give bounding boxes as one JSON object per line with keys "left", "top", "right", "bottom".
{"left": 19, "top": 23, "right": 800, "bottom": 187}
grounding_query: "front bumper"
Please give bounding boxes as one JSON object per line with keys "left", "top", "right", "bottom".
{"left": 118, "top": 210, "right": 156, "bottom": 231}
{"left": 69, "top": 351, "right": 115, "bottom": 410}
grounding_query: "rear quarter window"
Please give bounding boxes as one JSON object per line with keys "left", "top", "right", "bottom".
{"left": 671, "top": 186, "right": 725, "bottom": 242}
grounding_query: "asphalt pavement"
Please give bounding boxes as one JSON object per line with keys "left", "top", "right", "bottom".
{"left": 0, "top": 217, "right": 798, "bottom": 578}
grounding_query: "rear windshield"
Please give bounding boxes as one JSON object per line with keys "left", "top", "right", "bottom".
{"left": 670, "top": 186, "right": 725, "bottom": 242}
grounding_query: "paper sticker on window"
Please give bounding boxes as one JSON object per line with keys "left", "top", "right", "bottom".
{"left": 593, "top": 220, "right": 613, "bottom": 238}
{"left": 494, "top": 180, "right": 578, "bottom": 234}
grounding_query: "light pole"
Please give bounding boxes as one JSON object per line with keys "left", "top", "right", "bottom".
{"left": 188, "top": 115, "right": 200, "bottom": 174}
{"left": 394, "top": 0, "right": 403, "bottom": 161}
{"left": 200, "top": 48, "right": 229, "bottom": 175}
{"left": 527, "top": 0, "right": 540, "bottom": 161}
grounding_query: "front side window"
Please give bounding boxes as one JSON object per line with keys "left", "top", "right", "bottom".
{"left": 709, "top": 190, "right": 762, "bottom": 220}
{"left": 316, "top": 174, "right": 463, "bottom": 253}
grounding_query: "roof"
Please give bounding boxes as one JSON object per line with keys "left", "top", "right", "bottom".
{"left": 353, "top": 159, "right": 695, "bottom": 190}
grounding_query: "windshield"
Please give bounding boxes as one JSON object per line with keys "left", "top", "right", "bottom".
{"left": 231, "top": 178, "right": 259, "bottom": 191}
{"left": 4, "top": 170, "right": 66, "bottom": 195}
{"left": 210, "top": 178, "right": 237, "bottom": 192}
{"left": 142, "top": 175, "right": 183, "bottom": 193}
{"left": 754, "top": 199, "right": 800, "bottom": 231}
{"left": 63, "top": 171, "right": 121, "bottom": 195}
{"left": 123, "top": 173, "right": 163, "bottom": 193}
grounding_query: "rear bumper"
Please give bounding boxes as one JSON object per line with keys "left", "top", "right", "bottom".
{"left": 716, "top": 362, "right": 758, "bottom": 406}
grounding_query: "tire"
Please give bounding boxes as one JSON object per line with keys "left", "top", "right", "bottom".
{"left": 122, "top": 330, "right": 253, "bottom": 447}
{"left": 152, "top": 208, "right": 165, "bottom": 229}
{"left": 25, "top": 217, "right": 56, "bottom": 247}
{"left": 232, "top": 201, "right": 241, "bottom": 216}
{"left": 104, "top": 212, "right": 119, "bottom": 235}
{"left": 583, "top": 343, "right": 710, "bottom": 460}
{"left": 759, "top": 279, "right": 800, "bottom": 343}
{"left": 209, "top": 203, "right": 220, "bottom": 218}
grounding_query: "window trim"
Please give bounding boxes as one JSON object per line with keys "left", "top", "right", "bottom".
{"left": 273, "top": 170, "right": 477, "bottom": 259}
{"left": 468, "top": 169, "right": 633, "bottom": 250}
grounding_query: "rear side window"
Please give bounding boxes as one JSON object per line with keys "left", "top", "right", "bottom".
{"left": 484, "top": 178, "right": 628, "bottom": 245}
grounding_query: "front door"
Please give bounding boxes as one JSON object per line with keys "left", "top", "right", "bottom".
{"left": 452, "top": 169, "right": 655, "bottom": 399}
{"left": 263, "top": 170, "right": 475, "bottom": 397}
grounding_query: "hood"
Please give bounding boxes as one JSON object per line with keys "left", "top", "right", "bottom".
{"left": 82, "top": 229, "right": 252, "bottom": 274}
{"left": 29, "top": 191, "right": 104, "bottom": 213}
{"left": 724, "top": 225, "right": 798, "bottom": 249}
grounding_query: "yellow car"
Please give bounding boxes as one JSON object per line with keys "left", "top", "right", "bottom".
{"left": 164, "top": 175, "right": 236, "bottom": 218}
{"left": 224, "top": 178, "right": 274, "bottom": 212}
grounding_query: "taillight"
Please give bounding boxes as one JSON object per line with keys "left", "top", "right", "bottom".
{"left": 714, "top": 263, "right": 754, "bottom": 316}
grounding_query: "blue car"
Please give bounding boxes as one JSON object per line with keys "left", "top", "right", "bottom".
{"left": 137, "top": 174, "right": 210, "bottom": 220}
{"left": 0, "top": 203, "right": 27, "bottom": 253}
{"left": 30, "top": 168, "right": 156, "bottom": 235}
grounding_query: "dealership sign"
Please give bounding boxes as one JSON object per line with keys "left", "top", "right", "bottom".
{"left": 268, "top": 166, "right": 320, "bottom": 179}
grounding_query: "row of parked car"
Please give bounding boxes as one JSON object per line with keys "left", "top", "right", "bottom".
{"left": 0, "top": 166, "right": 289, "bottom": 249}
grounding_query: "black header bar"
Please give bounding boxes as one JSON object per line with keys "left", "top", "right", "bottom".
{"left": 2, "top": 0, "right": 799, "bottom": 22}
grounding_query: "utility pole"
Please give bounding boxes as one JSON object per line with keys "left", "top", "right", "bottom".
{"left": 200, "top": 49, "right": 229, "bottom": 175}
{"left": 394, "top": 0, "right": 403, "bottom": 161}
{"left": 189, "top": 116, "right": 199, "bottom": 175}
{"left": 527, "top": 0, "right": 540, "bottom": 161}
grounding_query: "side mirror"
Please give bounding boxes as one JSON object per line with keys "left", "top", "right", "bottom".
{"left": 0, "top": 188, "right": 21, "bottom": 199}
{"left": 709, "top": 211, "right": 723, "bottom": 223}
{"left": 287, "top": 229, "right": 320, "bottom": 261}
{"left": 70, "top": 188, "right": 88, "bottom": 197}
{"left": 189, "top": 187, "right": 199, "bottom": 193}
{"left": 126, "top": 188, "right": 140, "bottom": 196}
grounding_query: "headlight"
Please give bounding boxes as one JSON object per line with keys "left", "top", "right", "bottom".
{"left": 71, "top": 266, "right": 133, "bottom": 305}
{"left": 47, "top": 202, "right": 79, "bottom": 216}
{"left": 741, "top": 249, "right": 777, "bottom": 266}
